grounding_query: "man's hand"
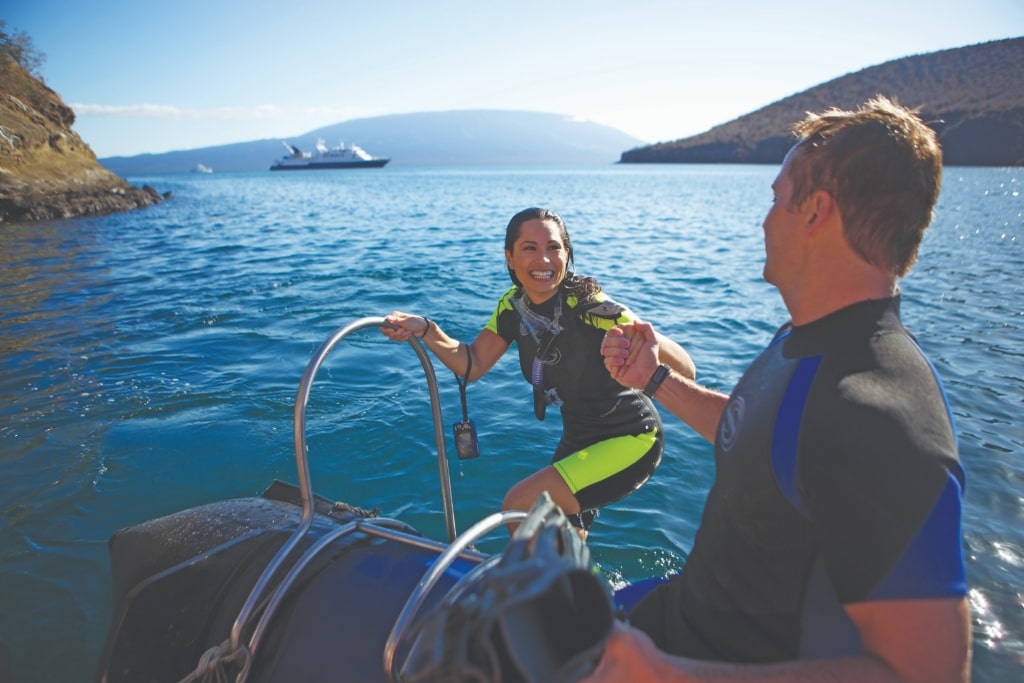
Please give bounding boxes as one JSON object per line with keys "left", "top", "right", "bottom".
{"left": 602, "top": 321, "right": 659, "bottom": 390}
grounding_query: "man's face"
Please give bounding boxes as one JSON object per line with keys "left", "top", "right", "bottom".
{"left": 762, "top": 149, "right": 805, "bottom": 288}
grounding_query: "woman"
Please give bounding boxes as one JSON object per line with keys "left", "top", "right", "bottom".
{"left": 382, "top": 207, "right": 695, "bottom": 536}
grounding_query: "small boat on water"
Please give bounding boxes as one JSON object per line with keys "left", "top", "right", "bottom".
{"left": 270, "top": 139, "right": 390, "bottom": 171}
{"left": 95, "top": 317, "right": 617, "bottom": 683}
{"left": 191, "top": 163, "right": 213, "bottom": 173}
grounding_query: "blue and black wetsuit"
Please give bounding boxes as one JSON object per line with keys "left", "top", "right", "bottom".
{"left": 629, "top": 296, "right": 966, "bottom": 661}
{"left": 486, "top": 285, "right": 663, "bottom": 528}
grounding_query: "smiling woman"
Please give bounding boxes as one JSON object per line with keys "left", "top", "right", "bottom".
{"left": 504, "top": 212, "right": 570, "bottom": 305}
{"left": 382, "top": 207, "right": 697, "bottom": 540}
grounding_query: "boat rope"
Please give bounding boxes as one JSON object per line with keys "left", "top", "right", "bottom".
{"left": 176, "top": 639, "right": 250, "bottom": 683}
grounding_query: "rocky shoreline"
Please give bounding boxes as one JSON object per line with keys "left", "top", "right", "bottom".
{"left": 1, "top": 179, "right": 169, "bottom": 223}
{"left": 1, "top": 56, "right": 168, "bottom": 224}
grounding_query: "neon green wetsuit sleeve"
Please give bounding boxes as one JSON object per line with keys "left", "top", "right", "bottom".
{"left": 485, "top": 286, "right": 519, "bottom": 339}
{"left": 572, "top": 292, "right": 637, "bottom": 331}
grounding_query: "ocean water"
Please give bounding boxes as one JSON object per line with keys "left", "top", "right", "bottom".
{"left": 0, "top": 164, "right": 1020, "bottom": 682}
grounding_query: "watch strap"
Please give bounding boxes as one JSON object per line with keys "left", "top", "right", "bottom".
{"left": 643, "top": 364, "right": 670, "bottom": 397}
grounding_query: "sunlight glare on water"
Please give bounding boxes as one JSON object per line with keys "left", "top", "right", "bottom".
{"left": 0, "top": 164, "right": 1021, "bottom": 681}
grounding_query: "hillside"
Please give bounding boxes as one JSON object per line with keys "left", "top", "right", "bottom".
{"left": 4, "top": 34, "right": 1019, "bottom": 222}
{"left": 0, "top": 51, "right": 166, "bottom": 223}
{"left": 621, "top": 37, "right": 1024, "bottom": 166}
{"left": 98, "top": 111, "right": 647, "bottom": 175}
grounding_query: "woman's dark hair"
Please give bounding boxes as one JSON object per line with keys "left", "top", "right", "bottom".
{"left": 504, "top": 207, "right": 601, "bottom": 301}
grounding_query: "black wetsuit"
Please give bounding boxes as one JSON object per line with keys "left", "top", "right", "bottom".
{"left": 486, "top": 285, "right": 663, "bottom": 520}
{"left": 629, "top": 296, "right": 966, "bottom": 661}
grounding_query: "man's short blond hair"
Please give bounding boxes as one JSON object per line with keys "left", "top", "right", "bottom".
{"left": 787, "top": 96, "right": 943, "bottom": 276}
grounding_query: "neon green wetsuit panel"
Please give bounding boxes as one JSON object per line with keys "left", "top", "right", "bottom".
{"left": 554, "top": 428, "right": 660, "bottom": 494}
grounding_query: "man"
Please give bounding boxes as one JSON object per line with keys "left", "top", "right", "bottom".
{"left": 592, "top": 96, "right": 970, "bottom": 682}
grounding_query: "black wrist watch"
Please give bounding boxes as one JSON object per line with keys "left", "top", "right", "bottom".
{"left": 643, "top": 364, "right": 671, "bottom": 397}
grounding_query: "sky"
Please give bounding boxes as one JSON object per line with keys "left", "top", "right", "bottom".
{"left": 5, "top": 1, "right": 1024, "bottom": 158}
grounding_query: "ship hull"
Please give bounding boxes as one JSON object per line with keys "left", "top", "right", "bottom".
{"left": 270, "top": 159, "right": 390, "bottom": 171}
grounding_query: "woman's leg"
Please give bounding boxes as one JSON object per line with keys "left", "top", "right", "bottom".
{"left": 502, "top": 428, "right": 662, "bottom": 539}
{"left": 502, "top": 465, "right": 581, "bottom": 536}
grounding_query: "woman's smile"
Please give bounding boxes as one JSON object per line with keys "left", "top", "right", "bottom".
{"left": 506, "top": 218, "right": 567, "bottom": 302}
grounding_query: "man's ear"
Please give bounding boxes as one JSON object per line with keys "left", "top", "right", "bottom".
{"left": 806, "top": 190, "right": 835, "bottom": 228}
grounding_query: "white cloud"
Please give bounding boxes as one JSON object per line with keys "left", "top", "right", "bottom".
{"left": 70, "top": 103, "right": 371, "bottom": 121}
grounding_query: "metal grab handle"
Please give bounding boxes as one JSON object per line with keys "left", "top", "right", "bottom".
{"left": 229, "top": 316, "right": 458, "bottom": 660}
{"left": 293, "top": 316, "right": 457, "bottom": 542}
{"left": 383, "top": 509, "right": 528, "bottom": 682}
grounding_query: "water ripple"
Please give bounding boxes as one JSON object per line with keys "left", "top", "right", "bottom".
{"left": 1, "top": 165, "right": 1021, "bottom": 681}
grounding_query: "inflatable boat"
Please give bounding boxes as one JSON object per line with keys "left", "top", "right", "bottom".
{"left": 95, "top": 317, "right": 617, "bottom": 683}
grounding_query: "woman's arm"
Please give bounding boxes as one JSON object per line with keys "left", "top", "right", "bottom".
{"left": 654, "top": 332, "right": 696, "bottom": 380}
{"left": 381, "top": 311, "right": 508, "bottom": 382}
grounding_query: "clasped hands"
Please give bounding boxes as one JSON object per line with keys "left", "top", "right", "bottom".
{"left": 601, "top": 321, "right": 661, "bottom": 390}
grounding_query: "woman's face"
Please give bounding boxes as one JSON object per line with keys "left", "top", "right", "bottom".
{"left": 505, "top": 218, "right": 568, "bottom": 304}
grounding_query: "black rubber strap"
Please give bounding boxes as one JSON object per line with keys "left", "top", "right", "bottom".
{"left": 643, "top": 363, "right": 670, "bottom": 398}
{"left": 456, "top": 344, "right": 472, "bottom": 421}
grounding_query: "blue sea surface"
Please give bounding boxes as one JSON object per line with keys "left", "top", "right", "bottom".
{"left": 0, "top": 164, "right": 1021, "bottom": 681}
